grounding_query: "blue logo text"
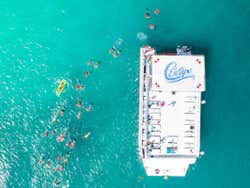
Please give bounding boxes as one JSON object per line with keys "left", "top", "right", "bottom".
{"left": 164, "top": 62, "right": 194, "bottom": 83}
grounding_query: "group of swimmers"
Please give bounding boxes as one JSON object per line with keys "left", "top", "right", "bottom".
{"left": 83, "top": 60, "right": 100, "bottom": 77}
{"left": 46, "top": 37, "right": 123, "bottom": 186}
{"left": 109, "top": 46, "right": 122, "bottom": 58}
{"left": 49, "top": 7, "right": 160, "bottom": 186}
{"left": 42, "top": 126, "right": 91, "bottom": 155}
{"left": 76, "top": 98, "right": 93, "bottom": 119}
{"left": 41, "top": 130, "right": 92, "bottom": 171}
{"left": 144, "top": 8, "right": 160, "bottom": 30}
{"left": 40, "top": 58, "right": 98, "bottom": 177}
{"left": 50, "top": 103, "right": 92, "bottom": 123}
{"left": 87, "top": 60, "right": 100, "bottom": 68}
{"left": 39, "top": 151, "right": 71, "bottom": 173}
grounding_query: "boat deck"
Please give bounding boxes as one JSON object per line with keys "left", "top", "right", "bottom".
{"left": 146, "top": 90, "right": 201, "bottom": 157}
{"left": 139, "top": 46, "right": 205, "bottom": 176}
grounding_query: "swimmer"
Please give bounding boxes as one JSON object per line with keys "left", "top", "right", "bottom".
{"left": 76, "top": 98, "right": 82, "bottom": 108}
{"left": 52, "top": 130, "right": 57, "bottom": 135}
{"left": 84, "top": 71, "right": 90, "bottom": 77}
{"left": 113, "top": 50, "right": 121, "bottom": 58}
{"left": 57, "top": 155, "right": 62, "bottom": 161}
{"left": 86, "top": 104, "right": 93, "bottom": 112}
{"left": 145, "top": 8, "right": 151, "bottom": 19}
{"left": 51, "top": 114, "right": 57, "bottom": 123}
{"left": 109, "top": 47, "right": 115, "bottom": 54}
{"left": 87, "top": 60, "right": 93, "bottom": 66}
{"left": 56, "top": 132, "right": 66, "bottom": 142}
{"left": 46, "top": 160, "right": 51, "bottom": 168}
{"left": 54, "top": 178, "right": 61, "bottom": 186}
{"left": 67, "top": 140, "right": 71, "bottom": 147}
{"left": 76, "top": 84, "right": 85, "bottom": 90}
{"left": 55, "top": 165, "right": 64, "bottom": 172}
{"left": 82, "top": 132, "right": 91, "bottom": 140}
{"left": 44, "top": 130, "right": 49, "bottom": 137}
{"left": 65, "top": 151, "right": 70, "bottom": 158}
{"left": 93, "top": 61, "right": 100, "bottom": 69}
{"left": 149, "top": 23, "right": 155, "bottom": 30}
{"left": 61, "top": 106, "right": 65, "bottom": 116}
{"left": 39, "top": 155, "right": 45, "bottom": 165}
{"left": 63, "top": 157, "right": 69, "bottom": 164}
{"left": 71, "top": 139, "right": 76, "bottom": 147}
{"left": 59, "top": 165, "right": 64, "bottom": 171}
{"left": 154, "top": 8, "right": 160, "bottom": 15}
{"left": 67, "top": 139, "right": 76, "bottom": 149}
{"left": 66, "top": 151, "right": 70, "bottom": 158}
{"left": 77, "top": 111, "right": 82, "bottom": 119}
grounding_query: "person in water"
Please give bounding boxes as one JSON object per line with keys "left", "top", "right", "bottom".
{"left": 51, "top": 113, "right": 57, "bottom": 123}
{"left": 76, "top": 111, "right": 82, "bottom": 119}
{"left": 52, "top": 130, "right": 57, "bottom": 135}
{"left": 84, "top": 71, "right": 90, "bottom": 77}
{"left": 76, "top": 98, "right": 82, "bottom": 108}
{"left": 62, "top": 152, "right": 70, "bottom": 164}
{"left": 61, "top": 106, "right": 65, "bottom": 116}
{"left": 63, "top": 156, "right": 69, "bottom": 164}
{"left": 83, "top": 132, "right": 91, "bottom": 140}
{"left": 87, "top": 60, "right": 93, "bottom": 66}
{"left": 93, "top": 61, "right": 100, "bottom": 69}
{"left": 154, "top": 8, "right": 160, "bottom": 15}
{"left": 46, "top": 159, "right": 51, "bottom": 168}
{"left": 71, "top": 141, "right": 76, "bottom": 149}
{"left": 149, "top": 23, "right": 155, "bottom": 30}
{"left": 54, "top": 178, "right": 61, "bottom": 186}
{"left": 113, "top": 50, "right": 121, "bottom": 58}
{"left": 86, "top": 103, "right": 93, "bottom": 112}
{"left": 55, "top": 165, "right": 64, "bottom": 173}
{"left": 109, "top": 47, "right": 115, "bottom": 54}
{"left": 66, "top": 151, "right": 70, "bottom": 158}
{"left": 39, "top": 155, "right": 45, "bottom": 165}
{"left": 56, "top": 132, "right": 66, "bottom": 142}
{"left": 44, "top": 130, "right": 49, "bottom": 137}
{"left": 57, "top": 155, "right": 62, "bottom": 161}
{"left": 76, "top": 84, "right": 85, "bottom": 90}
{"left": 67, "top": 138, "right": 76, "bottom": 149}
{"left": 145, "top": 8, "right": 151, "bottom": 19}
{"left": 67, "top": 140, "right": 72, "bottom": 147}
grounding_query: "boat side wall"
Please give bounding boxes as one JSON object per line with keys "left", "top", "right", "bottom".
{"left": 138, "top": 48, "right": 144, "bottom": 159}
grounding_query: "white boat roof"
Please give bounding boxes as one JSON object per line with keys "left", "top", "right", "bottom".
{"left": 151, "top": 55, "right": 205, "bottom": 92}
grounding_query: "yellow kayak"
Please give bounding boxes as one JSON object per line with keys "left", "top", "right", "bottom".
{"left": 56, "top": 79, "right": 67, "bottom": 96}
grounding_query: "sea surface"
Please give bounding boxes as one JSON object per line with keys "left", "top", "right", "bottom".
{"left": 0, "top": 0, "right": 250, "bottom": 187}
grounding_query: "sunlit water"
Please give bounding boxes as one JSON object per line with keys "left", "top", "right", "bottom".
{"left": 0, "top": 0, "right": 250, "bottom": 187}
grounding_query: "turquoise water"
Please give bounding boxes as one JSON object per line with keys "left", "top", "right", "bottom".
{"left": 0, "top": 0, "right": 250, "bottom": 187}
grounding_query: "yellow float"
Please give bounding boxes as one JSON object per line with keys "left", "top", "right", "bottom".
{"left": 56, "top": 79, "right": 66, "bottom": 96}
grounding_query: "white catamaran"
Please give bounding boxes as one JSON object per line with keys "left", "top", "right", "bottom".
{"left": 138, "top": 46, "right": 206, "bottom": 177}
